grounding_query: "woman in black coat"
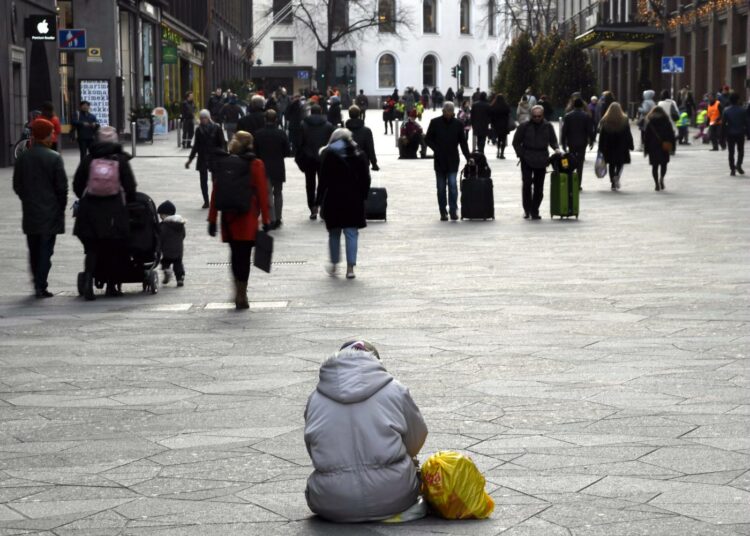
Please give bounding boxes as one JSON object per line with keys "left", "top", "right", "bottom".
{"left": 317, "top": 129, "right": 371, "bottom": 280}
{"left": 185, "top": 109, "right": 226, "bottom": 208}
{"left": 489, "top": 94, "right": 511, "bottom": 159}
{"left": 73, "top": 127, "right": 137, "bottom": 300}
{"left": 597, "top": 102, "right": 633, "bottom": 191}
{"left": 643, "top": 106, "right": 677, "bottom": 191}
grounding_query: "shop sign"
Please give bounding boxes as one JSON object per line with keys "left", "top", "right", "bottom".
{"left": 26, "top": 15, "right": 57, "bottom": 41}
{"left": 79, "top": 80, "right": 110, "bottom": 127}
{"left": 152, "top": 107, "right": 169, "bottom": 137}
{"left": 162, "top": 45, "right": 178, "bottom": 64}
{"left": 161, "top": 25, "right": 183, "bottom": 45}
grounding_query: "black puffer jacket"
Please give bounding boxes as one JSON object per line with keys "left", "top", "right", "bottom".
{"left": 598, "top": 122, "right": 634, "bottom": 166}
{"left": 512, "top": 120, "right": 559, "bottom": 169}
{"left": 189, "top": 123, "right": 226, "bottom": 171}
{"left": 297, "top": 115, "right": 335, "bottom": 170}
{"left": 345, "top": 118, "right": 377, "bottom": 167}
{"left": 160, "top": 215, "right": 186, "bottom": 259}
{"left": 237, "top": 109, "right": 266, "bottom": 136}
{"left": 317, "top": 140, "right": 371, "bottom": 231}
{"left": 73, "top": 142, "right": 137, "bottom": 241}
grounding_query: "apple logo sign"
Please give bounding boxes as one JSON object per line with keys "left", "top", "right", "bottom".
{"left": 37, "top": 18, "right": 49, "bottom": 34}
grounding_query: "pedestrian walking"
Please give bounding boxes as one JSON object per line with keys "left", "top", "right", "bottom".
{"left": 382, "top": 97, "right": 396, "bottom": 135}
{"left": 425, "top": 102, "right": 472, "bottom": 221}
{"left": 286, "top": 95, "right": 304, "bottom": 155}
{"left": 317, "top": 129, "right": 371, "bottom": 279}
{"left": 722, "top": 92, "right": 750, "bottom": 176}
{"left": 470, "top": 92, "right": 492, "bottom": 153}
{"left": 524, "top": 87, "right": 537, "bottom": 107}
{"left": 516, "top": 96, "right": 531, "bottom": 124}
{"left": 345, "top": 105, "right": 379, "bottom": 170}
{"left": 676, "top": 110, "right": 690, "bottom": 145}
{"left": 637, "top": 90, "right": 657, "bottom": 149}
{"left": 597, "top": 102, "right": 633, "bottom": 191}
{"left": 561, "top": 97, "right": 596, "bottom": 190}
{"left": 254, "top": 110, "right": 290, "bottom": 228}
{"left": 458, "top": 100, "right": 471, "bottom": 141}
{"left": 207, "top": 131, "right": 271, "bottom": 310}
{"left": 327, "top": 96, "right": 343, "bottom": 127}
{"left": 588, "top": 96, "right": 598, "bottom": 117}
{"left": 39, "top": 102, "right": 62, "bottom": 152}
{"left": 71, "top": 100, "right": 99, "bottom": 161}
{"left": 539, "top": 95, "right": 554, "bottom": 121}
{"left": 445, "top": 87, "right": 455, "bottom": 103}
{"left": 304, "top": 341, "right": 428, "bottom": 523}
{"left": 180, "top": 92, "right": 196, "bottom": 149}
{"left": 355, "top": 90, "right": 369, "bottom": 121}
{"left": 643, "top": 106, "right": 676, "bottom": 191}
{"left": 657, "top": 90, "right": 680, "bottom": 138}
{"left": 13, "top": 118, "right": 68, "bottom": 298}
{"left": 237, "top": 95, "right": 267, "bottom": 136}
{"left": 678, "top": 85, "right": 696, "bottom": 120}
{"left": 694, "top": 106, "right": 708, "bottom": 142}
{"left": 186, "top": 110, "right": 226, "bottom": 209}
{"left": 220, "top": 96, "right": 245, "bottom": 141}
{"left": 296, "top": 104, "right": 335, "bottom": 220}
{"left": 489, "top": 93, "right": 511, "bottom": 159}
{"left": 276, "top": 87, "right": 290, "bottom": 128}
{"left": 157, "top": 200, "right": 186, "bottom": 287}
{"left": 512, "top": 105, "right": 561, "bottom": 219}
{"left": 595, "top": 91, "right": 615, "bottom": 125}
{"left": 207, "top": 88, "right": 225, "bottom": 124}
{"left": 398, "top": 110, "right": 427, "bottom": 159}
{"left": 707, "top": 96, "right": 725, "bottom": 151}
{"left": 73, "top": 127, "right": 137, "bottom": 300}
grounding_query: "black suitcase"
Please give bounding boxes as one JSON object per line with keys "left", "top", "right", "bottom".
{"left": 460, "top": 162, "right": 494, "bottom": 221}
{"left": 365, "top": 187, "right": 388, "bottom": 221}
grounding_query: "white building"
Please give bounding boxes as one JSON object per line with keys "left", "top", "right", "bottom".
{"left": 251, "top": 0, "right": 504, "bottom": 99}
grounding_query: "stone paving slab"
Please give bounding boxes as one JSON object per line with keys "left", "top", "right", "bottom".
{"left": 0, "top": 110, "right": 748, "bottom": 534}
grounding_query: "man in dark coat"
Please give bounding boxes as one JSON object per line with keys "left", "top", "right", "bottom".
{"left": 285, "top": 96, "right": 304, "bottom": 155}
{"left": 296, "top": 105, "right": 335, "bottom": 220}
{"left": 237, "top": 95, "right": 267, "bottom": 136}
{"left": 425, "top": 102, "right": 472, "bottom": 221}
{"left": 254, "top": 110, "right": 291, "bottom": 228}
{"left": 13, "top": 119, "right": 68, "bottom": 298}
{"left": 722, "top": 92, "right": 750, "bottom": 176}
{"left": 207, "top": 88, "right": 224, "bottom": 123}
{"left": 186, "top": 110, "right": 226, "bottom": 208}
{"left": 560, "top": 97, "right": 596, "bottom": 189}
{"left": 181, "top": 92, "right": 196, "bottom": 149}
{"left": 512, "top": 105, "right": 561, "bottom": 220}
{"left": 470, "top": 92, "right": 492, "bottom": 153}
{"left": 71, "top": 100, "right": 99, "bottom": 161}
{"left": 345, "top": 105, "right": 378, "bottom": 170}
{"left": 355, "top": 91, "right": 369, "bottom": 121}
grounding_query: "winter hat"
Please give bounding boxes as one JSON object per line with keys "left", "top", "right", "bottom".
{"left": 339, "top": 340, "right": 380, "bottom": 360}
{"left": 157, "top": 200, "right": 176, "bottom": 216}
{"left": 407, "top": 109, "right": 418, "bottom": 118}
{"left": 30, "top": 118, "right": 54, "bottom": 141}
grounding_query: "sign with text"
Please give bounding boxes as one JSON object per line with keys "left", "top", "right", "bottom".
{"left": 26, "top": 15, "right": 57, "bottom": 41}
{"left": 79, "top": 80, "right": 110, "bottom": 128}
{"left": 58, "top": 29, "right": 86, "bottom": 50}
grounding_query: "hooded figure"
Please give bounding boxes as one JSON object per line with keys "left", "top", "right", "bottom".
{"left": 304, "top": 342, "right": 428, "bottom": 523}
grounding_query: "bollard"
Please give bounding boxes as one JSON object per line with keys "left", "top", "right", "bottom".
{"left": 130, "top": 121, "right": 137, "bottom": 157}
{"left": 558, "top": 115, "right": 563, "bottom": 141}
{"left": 176, "top": 122, "right": 182, "bottom": 148}
{"left": 394, "top": 119, "right": 400, "bottom": 147}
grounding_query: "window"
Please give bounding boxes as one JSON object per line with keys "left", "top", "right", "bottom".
{"left": 459, "top": 55, "right": 470, "bottom": 88}
{"left": 423, "top": 0, "right": 436, "bottom": 33}
{"left": 423, "top": 54, "right": 437, "bottom": 87}
{"left": 379, "top": 0, "right": 395, "bottom": 33}
{"left": 488, "top": 57, "right": 496, "bottom": 86}
{"left": 460, "top": 0, "right": 470, "bottom": 34}
{"left": 273, "top": 40, "right": 293, "bottom": 62}
{"left": 378, "top": 53, "right": 396, "bottom": 87}
{"left": 332, "top": 0, "right": 349, "bottom": 32}
{"left": 273, "top": 0, "right": 292, "bottom": 24}
{"left": 488, "top": 0, "right": 496, "bottom": 36}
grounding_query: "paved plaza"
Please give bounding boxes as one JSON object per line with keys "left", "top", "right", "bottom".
{"left": 1, "top": 112, "right": 749, "bottom": 535}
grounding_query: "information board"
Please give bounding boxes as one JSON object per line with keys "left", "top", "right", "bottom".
{"left": 79, "top": 80, "right": 110, "bottom": 128}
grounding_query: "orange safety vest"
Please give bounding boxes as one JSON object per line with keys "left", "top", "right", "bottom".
{"left": 707, "top": 102, "right": 722, "bottom": 126}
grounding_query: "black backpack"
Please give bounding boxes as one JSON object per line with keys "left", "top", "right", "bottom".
{"left": 462, "top": 151, "right": 491, "bottom": 179}
{"left": 212, "top": 153, "right": 255, "bottom": 213}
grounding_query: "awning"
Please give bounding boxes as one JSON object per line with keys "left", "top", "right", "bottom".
{"left": 576, "top": 24, "right": 664, "bottom": 51}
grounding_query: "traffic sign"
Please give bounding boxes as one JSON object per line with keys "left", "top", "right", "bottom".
{"left": 58, "top": 29, "right": 86, "bottom": 50}
{"left": 661, "top": 56, "right": 685, "bottom": 74}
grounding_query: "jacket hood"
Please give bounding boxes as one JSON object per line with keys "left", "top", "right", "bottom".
{"left": 162, "top": 215, "right": 186, "bottom": 224}
{"left": 345, "top": 118, "right": 364, "bottom": 130}
{"left": 304, "top": 115, "right": 328, "bottom": 127}
{"left": 89, "top": 142, "right": 130, "bottom": 159}
{"left": 317, "top": 350, "right": 394, "bottom": 404}
{"left": 643, "top": 90, "right": 655, "bottom": 101}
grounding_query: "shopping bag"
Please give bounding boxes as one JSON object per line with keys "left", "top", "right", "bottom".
{"left": 594, "top": 151, "right": 607, "bottom": 178}
{"left": 421, "top": 451, "right": 495, "bottom": 520}
{"left": 253, "top": 230, "right": 273, "bottom": 273}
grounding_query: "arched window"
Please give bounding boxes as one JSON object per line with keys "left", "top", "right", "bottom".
{"left": 423, "top": 54, "right": 437, "bottom": 87}
{"left": 379, "top": 0, "right": 395, "bottom": 33}
{"left": 459, "top": 55, "right": 470, "bottom": 88}
{"left": 423, "top": 0, "right": 436, "bottom": 33}
{"left": 488, "top": 57, "right": 496, "bottom": 86}
{"left": 460, "top": 0, "right": 470, "bottom": 34}
{"left": 488, "top": 0, "right": 496, "bottom": 36}
{"left": 378, "top": 54, "right": 396, "bottom": 88}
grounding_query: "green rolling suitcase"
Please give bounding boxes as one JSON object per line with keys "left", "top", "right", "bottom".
{"left": 550, "top": 171, "right": 579, "bottom": 219}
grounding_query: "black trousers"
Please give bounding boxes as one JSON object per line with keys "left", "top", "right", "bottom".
{"left": 569, "top": 146, "right": 586, "bottom": 186}
{"left": 199, "top": 169, "right": 210, "bottom": 204}
{"left": 727, "top": 134, "right": 745, "bottom": 171}
{"left": 161, "top": 257, "right": 185, "bottom": 279}
{"left": 476, "top": 134, "right": 487, "bottom": 153}
{"left": 305, "top": 169, "right": 319, "bottom": 210}
{"left": 651, "top": 163, "right": 667, "bottom": 181}
{"left": 27, "top": 234, "right": 56, "bottom": 292}
{"left": 78, "top": 139, "right": 93, "bottom": 161}
{"left": 270, "top": 181, "right": 284, "bottom": 221}
{"left": 521, "top": 162, "right": 546, "bottom": 217}
{"left": 608, "top": 163, "right": 623, "bottom": 184}
{"left": 182, "top": 119, "right": 194, "bottom": 143}
{"left": 83, "top": 239, "right": 128, "bottom": 284}
{"left": 709, "top": 124, "right": 725, "bottom": 150}
{"left": 229, "top": 241, "right": 254, "bottom": 283}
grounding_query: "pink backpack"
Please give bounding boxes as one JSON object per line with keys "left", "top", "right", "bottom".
{"left": 86, "top": 158, "right": 121, "bottom": 197}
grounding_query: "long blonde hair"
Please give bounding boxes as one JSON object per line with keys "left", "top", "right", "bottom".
{"left": 228, "top": 131, "right": 253, "bottom": 154}
{"left": 599, "top": 101, "right": 629, "bottom": 132}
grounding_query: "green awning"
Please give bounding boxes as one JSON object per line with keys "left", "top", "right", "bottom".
{"left": 576, "top": 25, "right": 664, "bottom": 51}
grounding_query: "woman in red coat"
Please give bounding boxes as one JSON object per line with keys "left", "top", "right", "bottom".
{"left": 208, "top": 131, "right": 271, "bottom": 309}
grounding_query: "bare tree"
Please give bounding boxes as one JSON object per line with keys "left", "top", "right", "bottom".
{"left": 286, "top": 0, "right": 414, "bottom": 91}
{"left": 491, "top": 0, "right": 556, "bottom": 44}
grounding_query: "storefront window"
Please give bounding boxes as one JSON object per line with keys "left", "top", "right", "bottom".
{"left": 142, "top": 22, "right": 156, "bottom": 108}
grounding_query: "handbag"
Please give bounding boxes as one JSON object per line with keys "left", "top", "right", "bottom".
{"left": 594, "top": 151, "right": 607, "bottom": 178}
{"left": 253, "top": 230, "right": 274, "bottom": 273}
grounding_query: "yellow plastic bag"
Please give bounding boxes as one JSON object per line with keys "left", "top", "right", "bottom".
{"left": 420, "top": 451, "right": 495, "bottom": 520}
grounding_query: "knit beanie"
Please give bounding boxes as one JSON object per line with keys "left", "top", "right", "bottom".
{"left": 31, "top": 118, "right": 54, "bottom": 141}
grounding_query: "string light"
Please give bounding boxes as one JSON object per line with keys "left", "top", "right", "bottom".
{"left": 638, "top": 0, "right": 744, "bottom": 29}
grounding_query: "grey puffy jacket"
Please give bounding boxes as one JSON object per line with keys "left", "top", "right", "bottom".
{"left": 304, "top": 349, "right": 428, "bottom": 522}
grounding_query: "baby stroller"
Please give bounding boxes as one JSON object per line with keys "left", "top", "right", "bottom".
{"left": 77, "top": 192, "right": 162, "bottom": 296}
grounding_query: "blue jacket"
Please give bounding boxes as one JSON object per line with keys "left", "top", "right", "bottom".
{"left": 72, "top": 110, "right": 99, "bottom": 141}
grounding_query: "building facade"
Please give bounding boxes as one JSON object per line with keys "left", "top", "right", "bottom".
{"left": 558, "top": 0, "right": 749, "bottom": 113}
{"left": 0, "top": 0, "right": 59, "bottom": 167}
{"left": 251, "top": 0, "right": 503, "bottom": 98}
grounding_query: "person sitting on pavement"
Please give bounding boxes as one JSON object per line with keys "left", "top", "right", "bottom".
{"left": 304, "top": 340, "right": 428, "bottom": 523}
{"left": 345, "top": 105, "right": 379, "bottom": 171}
{"left": 157, "top": 200, "right": 186, "bottom": 287}
{"left": 13, "top": 118, "right": 68, "bottom": 299}
{"left": 398, "top": 110, "right": 427, "bottom": 159}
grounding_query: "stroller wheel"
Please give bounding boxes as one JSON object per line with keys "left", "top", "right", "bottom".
{"left": 77, "top": 272, "right": 85, "bottom": 296}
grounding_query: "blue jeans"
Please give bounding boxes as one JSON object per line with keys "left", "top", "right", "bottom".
{"left": 329, "top": 228, "right": 358, "bottom": 265}
{"left": 435, "top": 171, "right": 458, "bottom": 215}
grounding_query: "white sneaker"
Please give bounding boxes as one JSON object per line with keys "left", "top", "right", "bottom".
{"left": 346, "top": 265, "right": 356, "bottom": 279}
